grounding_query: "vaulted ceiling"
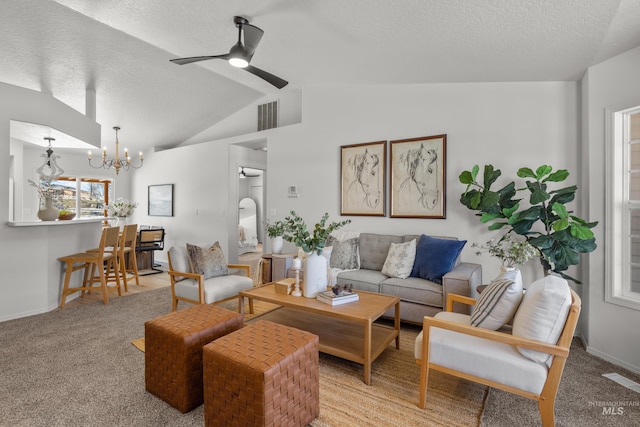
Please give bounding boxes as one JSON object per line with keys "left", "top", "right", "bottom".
{"left": 3, "top": 0, "right": 640, "bottom": 153}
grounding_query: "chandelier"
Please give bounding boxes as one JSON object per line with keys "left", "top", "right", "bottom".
{"left": 36, "top": 137, "right": 64, "bottom": 184}
{"left": 88, "top": 126, "right": 143, "bottom": 175}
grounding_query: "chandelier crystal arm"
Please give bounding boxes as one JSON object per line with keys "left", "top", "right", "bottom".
{"left": 88, "top": 126, "right": 143, "bottom": 175}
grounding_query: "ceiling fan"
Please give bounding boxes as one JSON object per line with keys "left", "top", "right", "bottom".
{"left": 239, "top": 167, "right": 261, "bottom": 178}
{"left": 170, "top": 16, "right": 288, "bottom": 89}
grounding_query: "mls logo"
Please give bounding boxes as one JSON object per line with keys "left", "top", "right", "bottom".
{"left": 602, "top": 407, "right": 624, "bottom": 415}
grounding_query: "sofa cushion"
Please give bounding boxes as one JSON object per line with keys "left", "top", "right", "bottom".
{"left": 186, "top": 242, "right": 229, "bottom": 279}
{"left": 512, "top": 275, "right": 571, "bottom": 364}
{"left": 414, "top": 311, "right": 548, "bottom": 395}
{"left": 381, "top": 276, "right": 444, "bottom": 308}
{"left": 470, "top": 269, "right": 523, "bottom": 330}
{"left": 410, "top": 235, "right": 466, "bottom": 284}
{"left": 381, "top": 239, "right": 417, "bottom": 279}
{"left": 358, "top": 233, "right": 403, "bottom": 271}
{"left": 327, "top": 236, "right": 359, "bottom": 269}
{"left": 336, "top": 269, "right": 387, "bottom": 293}
{"left": 174, "top": 274, "right": 254, "bottom": 303}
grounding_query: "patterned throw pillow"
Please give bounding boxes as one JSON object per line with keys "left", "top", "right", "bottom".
{"left": 381, "top": 239, "right": 416, "bottom": 279}
{"left": 327, "top": 236, "right": 359, "bottom": 270}
{"left": 470, "top": 269, "right": 523, "bottom": 330}
{"left": 186, "top": 242, "right": 229, "bottom": 279}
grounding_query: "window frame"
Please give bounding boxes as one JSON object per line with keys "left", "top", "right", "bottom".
{"left": 55, "top": 176, "right": 112, "bottom": 218}
{"left": 606, "top": 104, "right": 640, "bottom": 310}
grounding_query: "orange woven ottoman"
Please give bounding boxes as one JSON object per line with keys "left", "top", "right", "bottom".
{"left": 203, "top": 320, "right": 319, "bottom": 427}
{"left": 144, "top": 304, "right": 243, "bottom": 413}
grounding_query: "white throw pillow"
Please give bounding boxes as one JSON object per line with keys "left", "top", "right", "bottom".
{"left": 470, "top": 269, "right": 523, "bottom": 330}
{"left": 512, "top": 275, "right": 572, "bottom": 363}
{"left": 381, "top": 239, "right": 416, "bottom": 279}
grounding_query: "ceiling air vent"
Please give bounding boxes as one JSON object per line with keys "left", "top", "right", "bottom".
{"left": 257, "top": 101, "right": 278, "bottom": 131}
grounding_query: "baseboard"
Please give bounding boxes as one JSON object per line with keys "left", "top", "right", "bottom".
{"left": 585, "top": 340, "right": 640, "bottom": 376}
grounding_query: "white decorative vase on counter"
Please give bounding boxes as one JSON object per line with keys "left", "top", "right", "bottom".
{"left": 37, "top": 198, "right": 59, "bottom": 221}
{"left": 271, "top": 236, "right": 284, "bottom": 254}
{"left": 303, "top": 252, "right": 328, "bottom": 298}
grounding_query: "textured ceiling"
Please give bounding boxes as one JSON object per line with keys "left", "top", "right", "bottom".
{"left": 2, "top": 0, "right": 640, "bottom": 153}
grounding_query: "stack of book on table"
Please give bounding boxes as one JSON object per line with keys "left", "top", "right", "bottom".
{"left": 317, "top": 290, "right": 359, "bottom": 306}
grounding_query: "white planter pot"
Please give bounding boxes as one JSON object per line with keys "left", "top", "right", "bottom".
{"left": 116, "top": 216, "right": 129, "bottom": 231}
{"left": 37, "top": 198, "right": 59, "bottom": 221}
{"left": 303, "top": 252, "right": 328, "bottom": 298}
{"left": 500, "top": 266, "right": 523, "bottom": 289}
{"left": 271, "top": 236, "right": 284, "bottom": 254}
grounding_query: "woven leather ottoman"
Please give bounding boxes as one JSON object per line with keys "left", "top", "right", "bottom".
{"left": 203, "top": 320, "right": 319, "bottom": 427}
{"left": 145, "top": 304, "right": 243, "bottom": 413}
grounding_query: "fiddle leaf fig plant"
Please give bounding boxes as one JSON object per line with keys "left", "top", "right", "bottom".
{"left": 459, "top": 164, "right": 598, "bottom": 284}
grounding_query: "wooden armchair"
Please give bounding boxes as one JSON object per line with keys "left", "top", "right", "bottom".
{"left": 415, "top": 285, "right": 581, "bottom": 427}
{"left": 167, "top": 243, "right": 255, "bottom": 313}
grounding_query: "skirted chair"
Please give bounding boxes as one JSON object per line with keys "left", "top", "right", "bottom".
{"left": 415, "top": 273, "right": 581, "bottom": 427}
{"left": 167, "top": 242, "right": 254, "bottom": 312}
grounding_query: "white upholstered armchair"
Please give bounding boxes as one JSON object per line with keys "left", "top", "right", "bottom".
{"left": 415, "top": 275, "right": 581, "bottom": 427}
{"left": 167, "top": 242, "right": 254, "bottom": 312}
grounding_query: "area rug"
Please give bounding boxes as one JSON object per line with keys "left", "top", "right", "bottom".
{"left": 131, "top": 300, "right": 487, "bottom": 426}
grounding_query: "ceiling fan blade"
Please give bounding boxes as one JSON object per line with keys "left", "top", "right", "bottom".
{"left": 244, "top": 65, "right": 288, "bottom": 89}
{"left": 170, "top": 54, "right": 230, "bottom": 65}
{"left": 242, "top": 23, "right": 264, "bottom": 55}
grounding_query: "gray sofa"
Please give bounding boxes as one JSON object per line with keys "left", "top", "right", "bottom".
{"left": 287, "top": 233, "right": 482, "bottom": 324}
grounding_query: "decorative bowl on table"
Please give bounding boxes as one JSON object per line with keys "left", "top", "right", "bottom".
{"left": 58, "top": 212, "right": 76, "bottom": 221}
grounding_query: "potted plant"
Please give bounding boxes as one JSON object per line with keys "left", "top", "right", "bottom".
{"left": 459, "top": 164, "right": 597, "bottom": 284}
{"left": 28, "top": 179, "right": 58, "bottom": 221}
{"left": 280, "top": 211, "right": 351, "bottom": 297}
{"left": 106, "top": 198, "right": 138, "bottom": 228}
{"left": 472, "top": 232, "right": 539, "bottom": 269}
{"left": 266, "top": 219, "right": 286, "bottom": 254}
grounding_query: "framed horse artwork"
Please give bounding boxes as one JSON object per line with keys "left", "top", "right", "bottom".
{"left": 340, "top": 140, "right": 386, "bottom": 216}
{"left": 390, "top": 134, "right": 446, "bottom": 219}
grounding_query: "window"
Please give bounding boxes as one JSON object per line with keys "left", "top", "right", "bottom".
{"left": 47, "top": 177, "right": 113, "bottom": 217}
{"left": 607, "top": 106, "right": 640, "bottom": 309}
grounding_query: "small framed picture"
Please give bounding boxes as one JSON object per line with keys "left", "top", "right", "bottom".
{"left": 148, "top": 184, "right": 174, "bottom": 216}
{"left": 390, "top": 134, "right": 446, "bottom": 219}
{"left": 340, "top": 140, "right": 386, "bottom": 216}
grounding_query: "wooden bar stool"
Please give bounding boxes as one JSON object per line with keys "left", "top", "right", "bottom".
{"left": 118, "top": 224, "right": 140, "bottom": 292}
{"left": 58, "top": 226, "right": 122, "bottom": 308}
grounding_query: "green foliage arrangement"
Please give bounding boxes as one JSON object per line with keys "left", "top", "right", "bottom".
{"left": 472, "top": 232, "right": 539, "bottom": 268}
{"left": 459, "top": 164, "right": 598, "bottom": 283}
{"left": 281, "top": 210, "right": 351, "bottom": 255}
{"left": 265, "top": 219, "right": 286, "bottom": 238}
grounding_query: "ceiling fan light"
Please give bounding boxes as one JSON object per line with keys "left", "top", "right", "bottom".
{"left": 229, "top": 57, "right": 249, "bottom": 68}
{"left": 229, "top": 42, "right": 249, "bottom": 68}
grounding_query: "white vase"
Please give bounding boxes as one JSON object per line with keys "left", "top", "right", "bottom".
{"left": 271, "top": 236, "right": 284, "bottom": 254}
{"left": 303, "top": 252, "right": 328, "bottom": 298}
{"left": 500, "top": 266, "right": 523, "bottom": 289}
{"left": 37, "top": 198, "right": 59, "bottom": 221}
{"left": 116, "top": 216, "right": 128, "bottom": 230}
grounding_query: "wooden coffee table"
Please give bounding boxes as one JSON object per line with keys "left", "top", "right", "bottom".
{"left": 239, "top": 283, "right": 400, "bottom": 385}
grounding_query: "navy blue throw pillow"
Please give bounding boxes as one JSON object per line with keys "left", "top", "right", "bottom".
{"left": 410, "top": 235, "right": 467, "bottom": 284}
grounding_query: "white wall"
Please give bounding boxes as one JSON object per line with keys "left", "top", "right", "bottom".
{"left": 0, "top": 83, "right": 103, "bottom": 320}
{"left": 266, "top": 82, "right": 581, "bottom": 289}
{"left": 583, "top": 45, "right": 640, "bottom": 373}
{"left": 128, "top": 140, "right": 266, "bottom": 265}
